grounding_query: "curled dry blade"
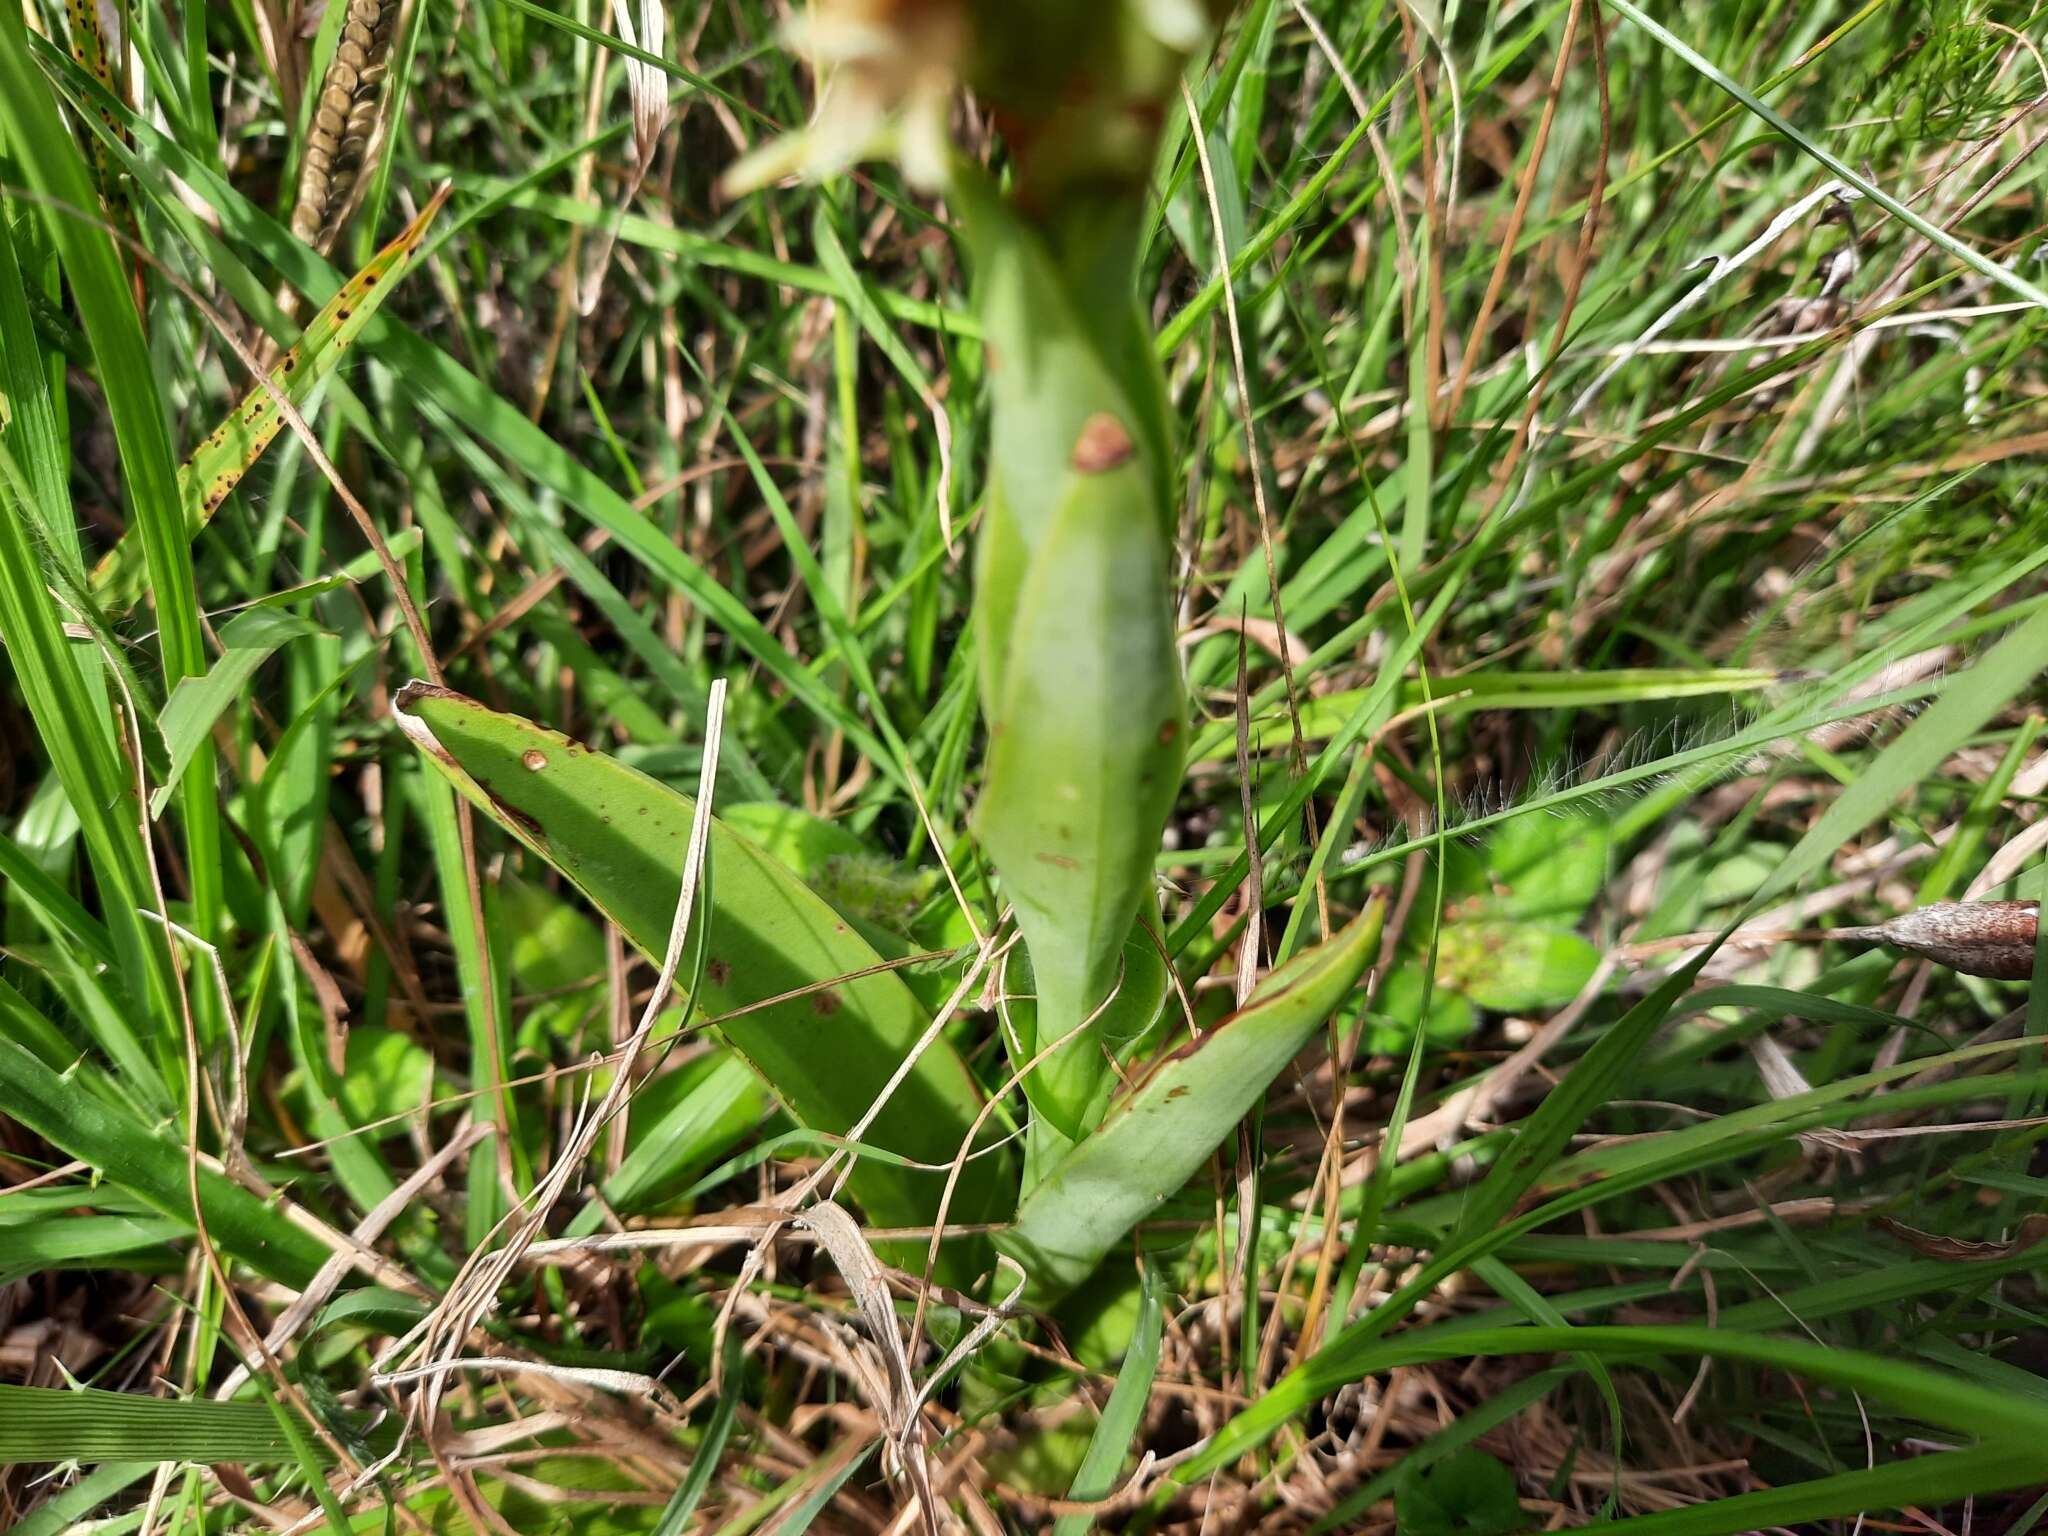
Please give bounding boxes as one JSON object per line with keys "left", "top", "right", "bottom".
{"left": 1830, "top": 900, "right": 2039, "bottom": 980}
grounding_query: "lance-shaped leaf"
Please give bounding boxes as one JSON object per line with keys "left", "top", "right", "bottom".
{"left": 393, "top": 685, "right": 1013, "bottom": 1244}
{"left": 975, "top": 454, "right": 1185, "bottom": 1138}
{"left": 963, "top": 178, "right": 1185, "bottom": 1139}
{"left": 92, "top": 186, "right": 448, "bottom": 612}
{"left": 1000, "top": 900, "right": 1384, "bottom": 1302}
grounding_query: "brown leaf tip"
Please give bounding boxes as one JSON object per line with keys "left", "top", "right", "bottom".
{"left": 1070, "top": 412, "right": 1135, "bottom": 474}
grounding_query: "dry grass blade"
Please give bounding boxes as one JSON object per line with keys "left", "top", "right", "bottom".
{"left": 612, "top": 0, "right": 670, "bottom": 169}
{"left": 578, "top": 0, "right": 674, "bottom": 315}
{"left": 1830, "top": 900, "right": 2040, "bottom": 979}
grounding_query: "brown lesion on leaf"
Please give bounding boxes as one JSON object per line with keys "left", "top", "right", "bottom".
{"left": 1071, "top": 411, "right": 1135, "bottom": 474}
{"left": 707, "top": 958, "right": 731, "bottom": 987}
{"left": 811, "top": 989, "right": 843, "bottom": 1018}
{"left": 1035, "top": 852, "right": 1080, "bottom": 869}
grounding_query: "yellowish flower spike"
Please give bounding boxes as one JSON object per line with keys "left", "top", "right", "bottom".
{"left": 723, "top": 0, "right": 1232, "bottom": 199}
{"left": 722, "top": 0, "right": 969, "bottom": 194}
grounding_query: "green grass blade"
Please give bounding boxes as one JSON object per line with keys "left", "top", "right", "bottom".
{"left": 150, "top": 608, "right": 323, "bottom": 817}
{"left": 0, "top": 1211, "right": 185, "bottom": 1284}
{"left": 0, "top": 1035, "right": 329, "bottom": 1288}
{"left": 652, "top": 1338, "right": 745, "bottom": 1536}
{"left": 0, "top": 441, "right": 169, "bottom": 1045}
{"left": 1564, "top": 1447, "right": 2048, "bottom": 1536}
{"left": 8, "top": 1460, "right": 154, "bottom": 1536}
{"left": 0, "top": 213, "right": 75, "bottom": 566}
{"left": 1605, "top": 0, "right": 2048, "bottom": 313}
{"left": 0, "top": 1385, "right": 321, "bottom": 1465}
{"left": 0, "top": 827, "right": 116, "bottom": 969}
{"left": 1194, "top": 668, "right": 1793, "bottom": 761}
{"left": 1749, "top": 603, "right": 2048, "bottom": 912}
{"left": 573, "top": 1051, "right": 767, "bottom": 1230}
{"left": 763, "top": 1441, "right": 877, "bottom": 1536}
{"left": 1054, "top": 1263, "right": 1164, "bottom": 1536}
{"left": 0, "top": 0, "right": 218, "bottom": 932}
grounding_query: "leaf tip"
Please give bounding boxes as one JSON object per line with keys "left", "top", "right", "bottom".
{"left": 391, "top": 679, "right": 459, "bottom": 766}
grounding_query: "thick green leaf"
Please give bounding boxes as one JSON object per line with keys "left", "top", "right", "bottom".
{"left": 1439, "top": 923, "right": 1600, "bottom": 1013}
{"left": 1359, "top": 968, "right": 1477, "bottom": 1055}
{"left": 975, "top": 463, "right": 1185, "bottom": 1138}
{"left": 393, "top": 685, "right": 1013, "bottom": 1242}
{"left": 492, "top": 872, "right": 608, "bottom": 991}
{"left": 1448, "top": 808, "right": 1612, "bottom": 925}
{"left": 720, "top": 802, "right": 867, "bottom": 878}
{"left": 1001, "top": 900, "right": 1383, "bottom": 1301}
{"left": 331, "top": 1026, "right": 435, "bottom": 1132}
{"left": 958, "top": 172, "right": 1185, "bottom": 1140}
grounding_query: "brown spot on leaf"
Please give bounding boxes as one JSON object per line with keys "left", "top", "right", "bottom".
{"left": 1071, "top": 412, "right": 1134, "bottom": 474}
{"left": 707, "top": 958, "right": 730, "bottom": 987}
{"left": 522, "top": 749, "right": 547, "bottom": 771}
{"left": 1157, "top": 720, "right": 1179, "bottom": 746}
{"left": 811, "top": 989, "right": 842, "bottom": 1018}
{"left": 1035, "top": 852, "right": 1080, "bottom": 869}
